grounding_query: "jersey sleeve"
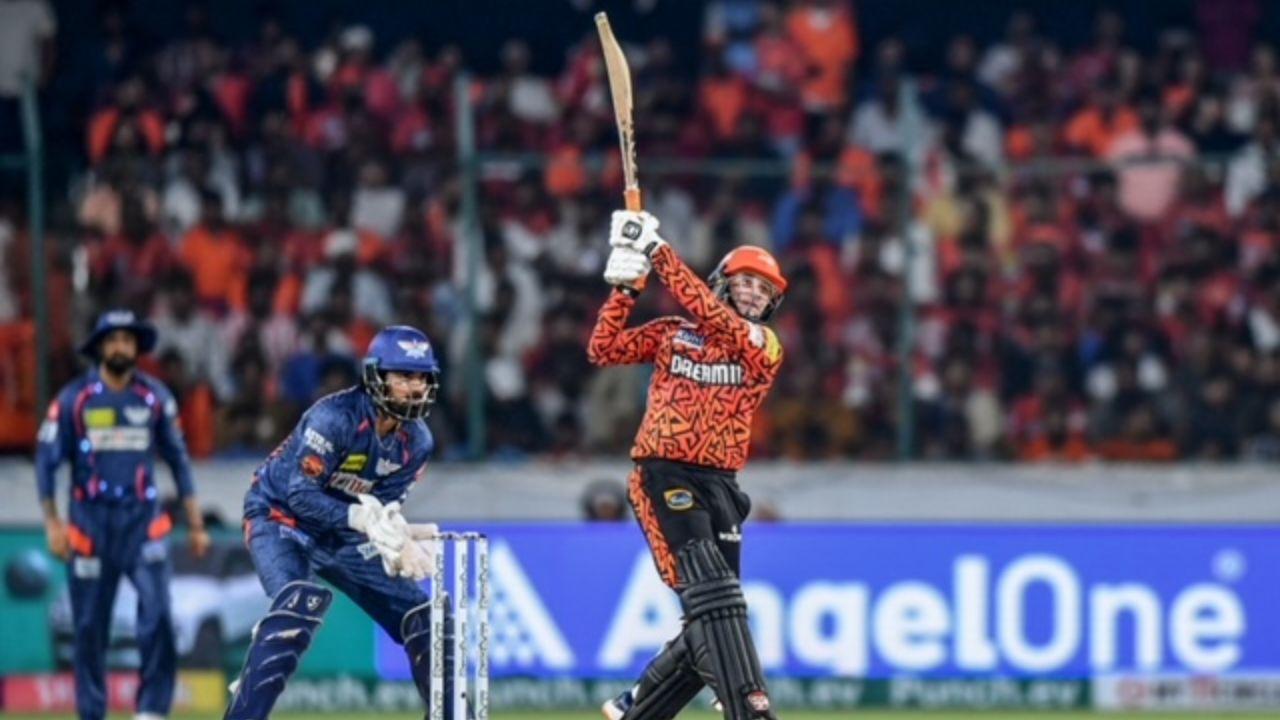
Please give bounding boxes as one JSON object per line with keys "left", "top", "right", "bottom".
{"left": 587, "top": 289, "right": 677, "bottom": 365}
{"left": 152, "top": 386, "right": 195, "bottom": 498}
{"left": 34, "top": 391, "right": 75, "bottom": 502}
{"left": 284, "top": 407, "right": 354, "bottom": 531}
{"left": 649, "top": 244, "right": 784, "bottom": 379}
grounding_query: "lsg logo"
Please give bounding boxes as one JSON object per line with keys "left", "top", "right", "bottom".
{"left": 599, "top": 551, "right": 1248, "bottom": 676}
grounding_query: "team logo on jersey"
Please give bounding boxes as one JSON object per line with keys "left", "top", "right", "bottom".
{"left": 397, "top": 339, "right": 432, "bottom": 358}
{"left": 664, "top": 488, "right": 694, "bottom": 511}
{"left": 123, "top": 406, "right": 152, "bottom": 425}
{"left": 339, "top": 454, "right": 367, "bottom": 472}
{"left": 376, "top": 458, "right": 402, "bottom": 476}
{"left": 300, "top": 454, "right": 325, "bottom": 478}
{"left": 673, "top": 329, "right": 705, "bottom": 349}
{"left": 670, "top": 354, "right": 744, "bottom": 386}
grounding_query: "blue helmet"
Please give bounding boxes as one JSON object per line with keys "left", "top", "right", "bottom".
{"left": 362, "top": 325, "right": 441, "bottom": 420}
{"left": 79, "top": 309, "right": 158, "bottom": 359}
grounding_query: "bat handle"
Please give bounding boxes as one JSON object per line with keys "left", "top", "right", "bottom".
{"left": 624, "top": 188, "right": 642, "bottom": 211}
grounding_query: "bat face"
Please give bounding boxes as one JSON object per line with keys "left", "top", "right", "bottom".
{"left": 595, "top": 12, "right": 642, "bottom": 210}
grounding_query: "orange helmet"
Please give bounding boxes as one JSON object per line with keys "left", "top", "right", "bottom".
{"left": 708, "top": 245, "right": 787, "bottom": 321}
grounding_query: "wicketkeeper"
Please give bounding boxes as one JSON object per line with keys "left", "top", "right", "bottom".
{"left": 224, "top": 325, "right": 446, "bottom": 720}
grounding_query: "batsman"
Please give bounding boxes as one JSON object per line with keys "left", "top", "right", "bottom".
{"left": 590, "top": 211, "right": 788, "bottom": 720}
{"left": 224, "top": 325, "right": 445, "bottom": 720}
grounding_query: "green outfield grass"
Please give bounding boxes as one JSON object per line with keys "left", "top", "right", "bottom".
{"left": 7, "top": 707, "right": 1280, "bottom": 712}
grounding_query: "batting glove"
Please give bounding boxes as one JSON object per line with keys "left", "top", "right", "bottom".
{"left": 609, "top": 210, "right": 666, "bottom": 257}
{"left": 603, "top": 247, "right": 651, "bottom": 289}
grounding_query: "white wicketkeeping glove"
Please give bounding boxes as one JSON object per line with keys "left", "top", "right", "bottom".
{"left": 603, "top": 247, "right": 651, "bottom": 288}
{"left": 397, "top": 536, "right": 435, "bottom": 582}
{"left": 609, "top": 210, "right": 666, "bottom": 257}
{"left": 349, "top": 495, "right": 407, "bottom": 576}
{"left": 383, "top": 506, "right": 439, "bottom": 582}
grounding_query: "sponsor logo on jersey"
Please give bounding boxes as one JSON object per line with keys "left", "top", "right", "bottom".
{"left": 327, "top": 472, "right": 374, "bottom": 496}
{"left": 304, "top": 427, "right": 333, "bottom": 454}
{"left": 300, "top": 454, "right": 325, "bottom": 478}
{"left": 670, "top": 354, "right": 744, "bottom": 386}
{"left": 397, "top": 339, "right": 432, "bottom": 359}
{"left": 664, "top": 488, "right": 694, "bottom": 511}
{"left": 123, "top": 406, "right": 152, "bottom": 425}
{"left": 376, "top": 458, "right": 402, "bottom": 476}
{"left": 339, "top": 454, "right": 367, "bottom": 472}
{"left": 86, "top": 427, "right": 150, "bottom": 451}
{"left": 84, "top": 408, "right": 116, "bottom": 428}
{"left": 673, "top": 328, "right": 705, "bottom": 349}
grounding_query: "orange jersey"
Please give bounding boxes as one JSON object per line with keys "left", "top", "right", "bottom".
{"left": 588, "top": 245, "right": 784, "bottom": 471}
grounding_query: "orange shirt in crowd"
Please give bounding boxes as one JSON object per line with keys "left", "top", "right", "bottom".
{"left": 545, "top": 144, "right": 587, "bottom": 198}
{"left": 699, "top": 75, "right": 749, "bottom": 140}
{"left": 1096, "top": 438, "right": 1179, "bottom": 461}
{"left": 1019, "top": 436, "right": 1093, "bottom": 462}
{"left": 179, "top": 225, "right": 252, "bottom": 312}
{"left": 86, "top": 108, "right": 166, "bottom": 163}
{"left": 786, "top": 3, "right": 859, "bottom": 110}
{"left": 1063, "top": 106, "right": 1139, "bottom": 157}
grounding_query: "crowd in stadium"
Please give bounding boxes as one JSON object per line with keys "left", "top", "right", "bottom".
{"left": 3, "top": 0, "right": 1280, "bottom": 461}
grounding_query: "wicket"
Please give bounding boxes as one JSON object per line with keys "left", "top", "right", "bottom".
{"left": 428, "top": 532, "right": 490, "bottom": 720}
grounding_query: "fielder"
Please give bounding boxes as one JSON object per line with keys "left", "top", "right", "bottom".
{"left": 224, "top": 325, "right": 444, "bottom": 720}
{"left": 36, "top": 309, "right": 211, "bottom": 720}
{"left": 589, "top": 211, "right": 788, "bottom": 720}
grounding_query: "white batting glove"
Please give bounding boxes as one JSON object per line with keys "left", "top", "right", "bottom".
{"left": 609, "top": 210, "right": 666, "bottom": 257}
{"left": 603, "top": 247, "right": 651, "bottom": 288}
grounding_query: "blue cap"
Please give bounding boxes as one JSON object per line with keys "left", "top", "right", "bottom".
{"left": 78, "top": 309, "right": 158, "bottom": 358}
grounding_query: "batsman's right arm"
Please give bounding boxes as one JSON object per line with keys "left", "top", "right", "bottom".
{"left": 587, "top": 290, "right": 675, "bottom": 366}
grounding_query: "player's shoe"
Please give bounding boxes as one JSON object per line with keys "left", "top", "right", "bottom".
{"left": 601, "top": 688, "right": 635, "bottom": 720}
{"left": 135, "top": 714, "right": 166, "bottom": 720}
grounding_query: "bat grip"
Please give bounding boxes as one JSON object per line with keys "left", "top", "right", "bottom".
{"left": 624, "top": 188, "right": 642, "bottom": 211}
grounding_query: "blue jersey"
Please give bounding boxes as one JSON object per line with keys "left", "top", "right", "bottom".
{"left": 35, "top": 369, "right": 194, "bottom": 505}
{"left": 247, "top": 386, "right": 433, "bottom": 542}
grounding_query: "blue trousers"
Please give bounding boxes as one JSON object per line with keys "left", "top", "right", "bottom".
{"left": 66, "top": 501, "right": 175, "bottom": 720}
{"left": 243, "top": 512, "right": 428, "bottom": 642}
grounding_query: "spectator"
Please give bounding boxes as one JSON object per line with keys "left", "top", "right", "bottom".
{"left": 179, "top": 189, "right": 251, "bottom": 314}
{"left": 1107, "top": 90, "right": 1196, "bottom": 222}
{"left": 152, "top": 268, "right": 233, "bottom": 401}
